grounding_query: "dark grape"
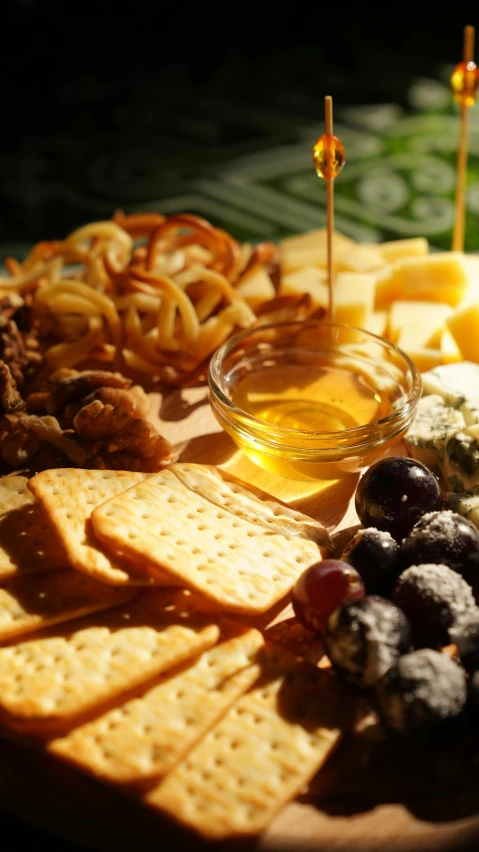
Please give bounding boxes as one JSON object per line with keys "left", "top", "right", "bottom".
{"left": 355, "top": 457, "right": 443, "bottom": 541}
{"left": 323, "top": 596, "right": 412, "bottom": 688}
{"left": 341, "top": 527, "right": 400, "bottom": 594}
{"left": 467, "top": 671, "right": 479, "bottom": 720}
{"left": 400, "top": 510, "right": 479, "bottom": 580}
{"left": 393, "top": 563, "right": 478, "bottom": 648}
{"left": 292, "top": 559, "right": 364, "bottom": 634}
{"left": 374, "top": 649, "right": 467, "bottom": 741}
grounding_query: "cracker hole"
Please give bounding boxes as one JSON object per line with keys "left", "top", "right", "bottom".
{"left": 166, "top": 497, "right": 176, "bottom": 504}
{"left": 141, "top": 514, "right": 150, "bottom": 520}
{"left": 105, "top": 511, "right": 114, "bottom": 517}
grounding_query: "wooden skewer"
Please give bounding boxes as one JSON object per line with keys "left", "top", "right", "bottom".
{"left": 452, "top": 25, "right": 475, "bottom": 253}
{"left": 325, "top": 95, "right": 335, "bottom": 320}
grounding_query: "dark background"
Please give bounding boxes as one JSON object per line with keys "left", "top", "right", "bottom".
{"left": 0, "top": 1, "right": 476, "bottom": 249}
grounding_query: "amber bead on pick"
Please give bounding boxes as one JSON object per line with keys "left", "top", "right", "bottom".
{"left": 312, "top": 133, "right": 346, "bottom": 180}
{"left": 450, "top": 60, "right": 479, "bottom": 106}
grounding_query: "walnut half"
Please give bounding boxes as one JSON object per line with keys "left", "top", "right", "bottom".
{"left": 73, "top": 400, "right": 172, "bottom": 472}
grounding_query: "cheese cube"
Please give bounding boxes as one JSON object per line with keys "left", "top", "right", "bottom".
{"left": 375, "top": 253, "right": 469, "bottom": 308}
{"left": 378, "top": 237, "right": 429, "bottom": 264}
{"left": 334, "top": 272, "right": 376, "bottom": 327}
{"left": 446, "top": 304, "right": 479, "bottom": 362}
{"left": 440, "top": 330, "right": 462, "bottom": 364}
{"left": 236, "top": 269, "right": 275, "bottom": 308}
{"left": 279, "top": 229, "right": 355, "bottom": 274}
{"left": 388, "top": 301, "right": 452, "bottom": 346}
{"left": 362, "top": 311, "right": 388, "bottom": 337}
{"left": 396, "top": 342, "right": 442, "bottom": 372}
{"left": 281, "top": 267, "right": 329, "bottom": 307}
{"left": 337, "top": 244, "right": 384, "bottom": 273}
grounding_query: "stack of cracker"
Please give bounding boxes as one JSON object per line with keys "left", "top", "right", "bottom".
{"left": 0, "top": 462, "right": 355, "bottom": 839}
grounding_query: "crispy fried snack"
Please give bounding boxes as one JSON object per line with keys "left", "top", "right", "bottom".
{"left": 1, "top": 213, "right": 281, "bottom": 384}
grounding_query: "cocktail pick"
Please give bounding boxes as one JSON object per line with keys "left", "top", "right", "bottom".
{"left": 451, "top": 25, "right": 479, "bottom": 252}
{"left": 312, "top": 96, "right": 345, "bottom": 320}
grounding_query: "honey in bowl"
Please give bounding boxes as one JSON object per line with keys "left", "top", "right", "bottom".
{"left": 232, "top": 363, "right": 390, "bottom": 434}
{"left": 208, "top": 321, "right": 421, "bottom": 481}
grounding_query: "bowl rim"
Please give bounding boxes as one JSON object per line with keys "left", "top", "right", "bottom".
{"left": 208, "top": 319, "right": 422, "bottom": 444}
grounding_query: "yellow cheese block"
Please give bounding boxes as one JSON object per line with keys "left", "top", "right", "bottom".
{"left": 396, "top": 339, "right": 443, "bottom": 372}
{"left": 388, "top": 301, "right": 452, "bottom": 346}
{"left": 447, "top": 304, "right": 479, "bottom": 362}
{"left": 378, "top": 237, "right": 429, "bottom": 264}
{"left": 338, "top": 244, "right": 384, "bottom": 273}
{"left": 236, "top": 269, "right": 276, "bottom": 308}
{"left": 334, "top": 272, "right": 376, "bottom": 327}
{"left": 362, "top": 310, "right": 388, "bottom": 337}
{"left": 279, "top": 229, "right": 355, "bottom": 274}
{"left": 375, "top": 253, "right": 469, "bottom": 308}
{"left": 441, "top": 329, "right": 462, "bottom": 364}
{"left": 281, "top": 267, "right": 329, "bottom": 307}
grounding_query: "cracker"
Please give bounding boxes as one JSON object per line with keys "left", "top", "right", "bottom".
{"left": 92, "top": 464, "right": 330, "bottom": 613}
{"left": 49, "top": 623, "right": 264, "bottom": 786}
{"left": 0, "top": 589, "right": 220, "bottom": 735}
{"left": 0, "top": 571, "right": 135, "bottom": 643}
{"left": 146, "top": 645, "right": 351, "bottom": 838}
{"left": 0, "top": 476, "right": 68, "bottom": 582}
{"left": 28, "top": 469, "right": 163, "bottom": 585}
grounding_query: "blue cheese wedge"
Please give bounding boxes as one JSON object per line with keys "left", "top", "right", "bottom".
{"left": 404, "top": 394, "right": 465, "bottom": 471}
{"left": 444, "top": 487, "right": 479, "bottom": 529}
{"left": 443, "top": 425, "right": 479, "bottom": 491}
{"left": 421, "top": 362, "right": 479, "bottom": 408}
{"left": 460, "top": 397, "right": 479, "bottom": 426}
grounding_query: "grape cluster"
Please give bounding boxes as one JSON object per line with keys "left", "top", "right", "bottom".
{"left": 291, "top": 456, "right": 479, "bottom": 741}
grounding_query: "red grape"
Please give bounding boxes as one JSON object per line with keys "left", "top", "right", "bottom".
{"left": 292, "top": 559, "right": 365, "bottom": 633}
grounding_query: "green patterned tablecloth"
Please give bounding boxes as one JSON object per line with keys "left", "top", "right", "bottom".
{"left": 2, "top": 60, "right": 479, "bottom": 258}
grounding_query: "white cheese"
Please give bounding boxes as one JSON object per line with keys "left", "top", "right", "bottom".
{"left": 443, "top": 424, "right": 479, "bottom": 491}
{"left": 460, "top": 397, "right": 479, "bottom": 426}
{"left": 404, "top": 394, "right": 465, "bottom": 472}
{"left": 444, "top": 487, "right": 479, "bottom": 529}
{"left": 421, "top": 362, "right": 479, "bottom": 408}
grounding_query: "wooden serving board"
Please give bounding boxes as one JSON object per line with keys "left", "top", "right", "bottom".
{"left": 1, "top": 385, "right": 479, "bottom": 852}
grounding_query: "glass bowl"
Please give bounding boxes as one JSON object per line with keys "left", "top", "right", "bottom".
{"left": 208, "top": 320, "right": 422, "bottom": 481}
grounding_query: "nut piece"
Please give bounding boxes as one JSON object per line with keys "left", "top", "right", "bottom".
{"left": 0, "top": 361, "right": 25, "bottom": 414}
{"left": 0, "top": 319, "right": 43, "bottom": 388}
{"left": 73, "top": 400, "right": 172, "bottom": 472}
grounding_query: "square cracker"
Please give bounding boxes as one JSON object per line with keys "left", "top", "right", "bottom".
{"left": 0, "top": 588, "right": 220, "bottom": 735}
{"left": 0, "top": 570, "right": 135, "bottom": 643}
{"left": 49, "top": 623, "right": 264, "bottom": 786}
{"left": 91, "top": 464, "right": 330, "bottom": 614}
{"left": 145, "top": 644, "right": 352, "bottom": 839}
{"left": 0, "top": 476, "right": 68, "bottom": 582}
{"left": 28, "top": 469, "right": 166, "bottom": 586}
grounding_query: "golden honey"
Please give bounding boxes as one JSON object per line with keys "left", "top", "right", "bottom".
{"left": 450, "top": 60, "right": 479, "bottom": 106}
{"left": 209, "top": 321, "right": 421, "bottom": 482}
{"left": 231, "top": 364, "right": 390, "bottom": 434}
{"left": 312, "top": 134, "right": 346, "bottom": 180}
